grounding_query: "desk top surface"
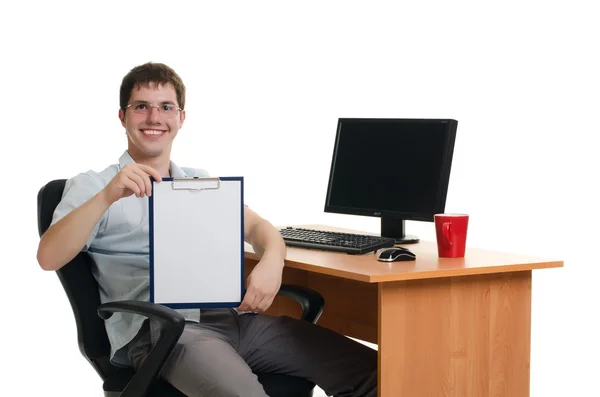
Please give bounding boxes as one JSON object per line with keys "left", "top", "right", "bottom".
{"left": 244, "top": 224, "right": 564, "bottom": 283}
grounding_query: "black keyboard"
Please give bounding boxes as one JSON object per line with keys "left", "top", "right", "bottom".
{"left": 280, "top": 227, "right": 396, "bottom": 254}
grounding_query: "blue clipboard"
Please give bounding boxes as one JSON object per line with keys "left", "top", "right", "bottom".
{"left": 148, "top": 176, "right": 245, "bottom": 309}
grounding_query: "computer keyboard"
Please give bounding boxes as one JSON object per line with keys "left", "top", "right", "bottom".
{"left": 280, "top": 227, "right": 396, "bottom": 254}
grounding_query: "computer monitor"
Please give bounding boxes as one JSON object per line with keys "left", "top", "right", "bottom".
{"left": 324, "top": 118, "right": 458, "bottom": 244}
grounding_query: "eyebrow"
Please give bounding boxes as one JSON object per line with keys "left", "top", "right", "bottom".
{"left": 131, "top": 100, "right": 177, "bottom": 105}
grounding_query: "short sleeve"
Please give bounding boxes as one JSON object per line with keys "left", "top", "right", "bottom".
{"left": 51, "top": 172, "right": 107, "bottom": 252}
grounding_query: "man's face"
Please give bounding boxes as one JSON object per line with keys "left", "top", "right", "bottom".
{"left": 118, "top": 82, "right": 185, "bottom": 159}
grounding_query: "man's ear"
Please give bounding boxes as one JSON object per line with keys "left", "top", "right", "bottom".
{"left": 118, "top": 109, "right": 126, "bottom": 128}
{"left": 179, "top": 109, "right": 186, "bottom": 127}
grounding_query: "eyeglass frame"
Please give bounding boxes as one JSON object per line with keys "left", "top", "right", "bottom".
{"left": 124, "top": 101, "right": 183, "bottom": 116}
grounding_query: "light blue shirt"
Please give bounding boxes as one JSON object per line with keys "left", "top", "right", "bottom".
{"left": 51, "top": 151, "right": 209, "bottom": 366}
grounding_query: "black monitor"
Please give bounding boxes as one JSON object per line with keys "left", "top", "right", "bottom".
{"left": 324, "top": 118, "right": 458, "bottom": 244}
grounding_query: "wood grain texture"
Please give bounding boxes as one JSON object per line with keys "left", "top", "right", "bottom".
{"left": 378, "top": 271, "right": 532, "bottom": 397}
{"left": 244, "top": 225, "right": 563, "bottom": 283}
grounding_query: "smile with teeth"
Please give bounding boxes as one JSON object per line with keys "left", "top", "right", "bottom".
{"left": 141, "top": 129, "right": 166, "bottom": 136}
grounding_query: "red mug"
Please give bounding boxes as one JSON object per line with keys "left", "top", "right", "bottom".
{"left": 434, "top": 214, "right": 469, "bottom": 258}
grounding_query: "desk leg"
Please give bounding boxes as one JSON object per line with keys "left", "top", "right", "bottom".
{"left": 378, "top": 271, "right": 532, "bottom": 397}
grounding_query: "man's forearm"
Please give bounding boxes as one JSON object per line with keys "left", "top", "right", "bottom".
{"left": 248, "top": 219, "right": 286, "bottom": 264}
{"left": 37, "top": 190, "right": 112, "bottom": 271}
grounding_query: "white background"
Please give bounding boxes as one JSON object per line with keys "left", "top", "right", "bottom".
{"left": 1, "top": 1, "right": 598, "bottom": 395}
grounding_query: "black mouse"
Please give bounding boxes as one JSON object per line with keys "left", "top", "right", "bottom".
{"left": 377, "top": 247, "right": 416, "bottom": 262}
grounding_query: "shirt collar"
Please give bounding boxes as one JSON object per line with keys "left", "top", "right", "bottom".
{"left": 118, "top": 150, "right": 188, "bottom": 178}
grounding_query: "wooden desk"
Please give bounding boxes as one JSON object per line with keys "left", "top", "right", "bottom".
{"left": 244, "top": 225, "right": 563, "bottom": 397}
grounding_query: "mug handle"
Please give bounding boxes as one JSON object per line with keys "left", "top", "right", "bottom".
{"left": 443, "top": 222, "right": 452, "bottom": 247}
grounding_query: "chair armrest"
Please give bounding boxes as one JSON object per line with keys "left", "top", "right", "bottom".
{"left": 98, "top": 301, "right": 185, "bottom": 397}
{"left": 278, "top": 284, "right": 324, "bottom": 323}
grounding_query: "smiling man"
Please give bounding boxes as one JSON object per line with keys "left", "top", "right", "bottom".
{"left": 36, "top": 62, "right": 377, "bottom": 397}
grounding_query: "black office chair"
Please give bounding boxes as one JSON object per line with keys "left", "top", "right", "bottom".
{"left": 37, "top": 179, "right": 325, "bottom": 397}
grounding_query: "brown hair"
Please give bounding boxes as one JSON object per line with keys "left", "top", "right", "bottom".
{"left": 119, "top": 62, "right": 186, "bottom": 110}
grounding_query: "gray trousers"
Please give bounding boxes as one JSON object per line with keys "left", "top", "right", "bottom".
{"left": 128, "top": 308, "right": 377, "bottom": 397}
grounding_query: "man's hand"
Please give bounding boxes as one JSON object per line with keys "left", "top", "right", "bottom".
{"left": 238, "top": 256, "right": 283, "bottom": 313}
{"left": 102, "top": 163, "right": 163, "bottom": 204}
{"left": 37, "top": 161, "right": 162, "bottom": 272}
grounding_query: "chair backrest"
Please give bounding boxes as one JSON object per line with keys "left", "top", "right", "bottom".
{"left": 37, "top": 179, "right": 114, "bottom": 380}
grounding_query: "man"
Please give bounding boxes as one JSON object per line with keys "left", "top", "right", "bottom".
{"left": 37, "top": 62, "right": 377, "bottom": 397}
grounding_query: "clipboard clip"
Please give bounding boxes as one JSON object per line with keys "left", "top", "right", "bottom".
{"left": 171, "top": 177, "right": 221, "bottom": 191}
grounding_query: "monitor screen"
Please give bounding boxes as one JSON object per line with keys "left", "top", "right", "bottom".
{"left": 324, "top": 118, "right": 457, "bottom": 243}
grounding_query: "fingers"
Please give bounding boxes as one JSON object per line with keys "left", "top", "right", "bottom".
{"left": 109, "top": 163, "right": 164, "bottom": 202}
{"left": 136, "top": 168, "right": 154, "bottom": 197}
{"left": 121, "top": 164, "right": 162, "bottom": 198}
{"left": 138, "top": 164, "right": 163, "bottom": 183}
{"left": 122, "top": 178, "right": 142, "bottom": 197}
{"left": 238, "top": 291, "right": 257, "bottom": 312}
{"left": 256, "top": 296, "right": 274, "bottom": 312}
{"left": 128, "top": 170, "right": 149, "bottom": 198}
{"left": 134, "top": 165, "right": 162, "bottom": 197}
{"left": 238, "top": 288, "right": 275, "bottom": 313}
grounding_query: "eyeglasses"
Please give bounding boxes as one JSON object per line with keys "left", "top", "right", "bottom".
{"left": 125, "top": 101, "right": 182, "bottom": 116}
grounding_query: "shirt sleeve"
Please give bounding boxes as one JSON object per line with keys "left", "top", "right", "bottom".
{"left": 51, "top": 172, "right": 107, "bottom": 252}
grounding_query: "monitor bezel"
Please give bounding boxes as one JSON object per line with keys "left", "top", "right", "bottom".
{"left": 323, "top": 118, "right": 458, "bottom": 223}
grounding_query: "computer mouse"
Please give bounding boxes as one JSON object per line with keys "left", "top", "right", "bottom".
{"left": 377, "top": 247, "right": 416, "bottom": 262}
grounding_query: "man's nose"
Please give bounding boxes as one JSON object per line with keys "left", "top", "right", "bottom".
{"left": 147, "top": 106, "right": 161, "bottom": 122}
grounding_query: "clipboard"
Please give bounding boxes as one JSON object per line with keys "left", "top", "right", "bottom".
{"left": 149, "top": 176, "right": 245, "bottom": 309}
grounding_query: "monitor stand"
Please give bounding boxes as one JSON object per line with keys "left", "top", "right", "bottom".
{"left": 381, "top": 217, "right": 419, "bottom": 244}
